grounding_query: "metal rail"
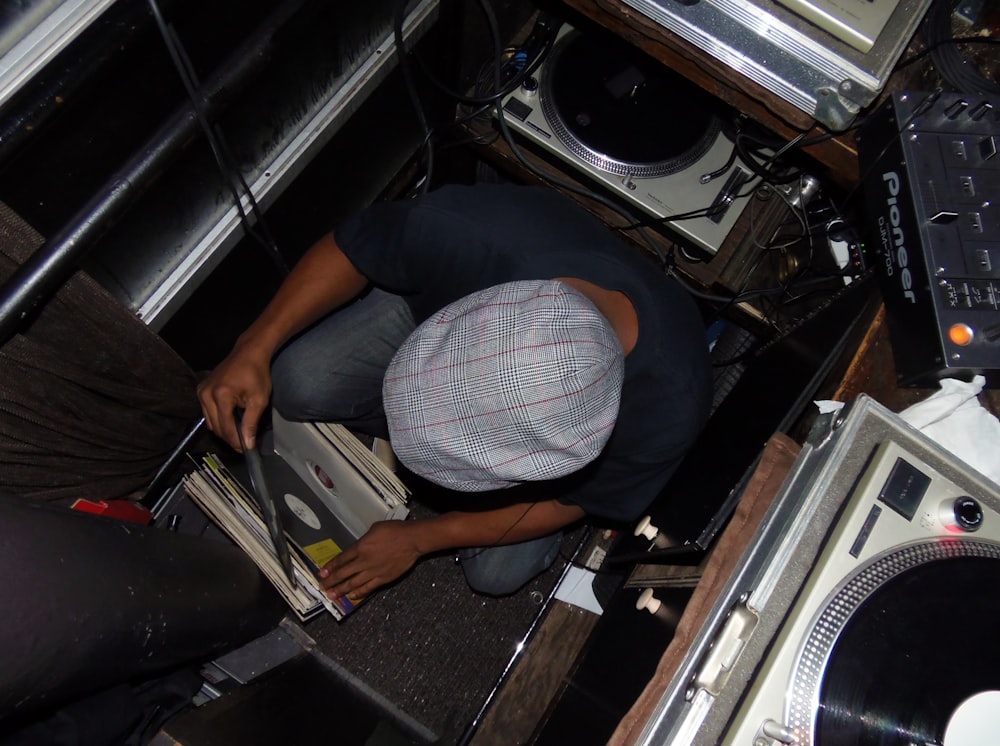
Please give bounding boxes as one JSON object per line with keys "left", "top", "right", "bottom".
{"left": 0, "top": 0, "right": 308, "bottom": 344}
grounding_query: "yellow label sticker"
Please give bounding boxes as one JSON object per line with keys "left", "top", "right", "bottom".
{"left": 303, "top": 538, "right": 341, "bottom": 568}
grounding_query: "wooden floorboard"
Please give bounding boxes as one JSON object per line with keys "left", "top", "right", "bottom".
{"left": 467, "top": 600, "right": 602, "bottom": 745}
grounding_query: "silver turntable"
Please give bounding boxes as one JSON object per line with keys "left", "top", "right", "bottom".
{"left": 629, "top": 395, "right": 1000, "bottom": 746}
{"left": 498, "top": 22, "right": 758, "bottom": 257}
{"left": 617, "top": 0, "right": 933, "bottom": 131}
{"left": 723, "top": 436, "right": 1000, "bottom": 745}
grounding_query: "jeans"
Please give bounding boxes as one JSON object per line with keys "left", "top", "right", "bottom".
{"left": 271, "top": 288, "right": 414, "bottom": 439}
{"left": 458, "top": 531, "right": 564, "bottom": 596}
{"left": 270, "top": 288, "right": 562, "bottom": 596}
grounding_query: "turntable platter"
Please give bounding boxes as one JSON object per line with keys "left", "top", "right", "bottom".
{"left": 815, "top": 554, "right": 1000, "bottom": 746}
{"left": 541, "top": 30, "right": 724, "bottom": 178}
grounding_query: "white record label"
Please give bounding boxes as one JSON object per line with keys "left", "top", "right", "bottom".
{"left": 944, "top": 690, "right": 1000, "bottom": 746}
{"left": 283, "top": 492, "right": 321, "bottom": 530}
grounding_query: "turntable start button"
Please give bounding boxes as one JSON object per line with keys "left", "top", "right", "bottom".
{"left": 940, "top": 496, "right": 984, "bottom": 533}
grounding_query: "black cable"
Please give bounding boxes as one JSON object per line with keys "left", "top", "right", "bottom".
{"left": 618, "top": 195, "right": 753, "bottom": 230}
{"left": 672, "top": 202, "right": 852, "bottom": 324}
{"left": 392, "top": 0, "right": 558, "bottom": 195}
{"left": 711, "top": 336, "right": 762, "bottom": 368}
{"left": 557, "top": 546, "right": 628, "bottom": 576}
{"left": 456, "top": 502, "right": 538, "bottom": 561}
{"left": 422, "top": 12, "right": 559, "bottom": 106}
{"left": 147, "top": 0, "right": 289, "bottom": 276}
{"left": 698, "top": 141, "right": 739, "bottom": 184}
{"left": 924, "top": 0, "right": 1000, "bottom": 95}
{"left": 734, "top": 132, "right": 803, "bottom": 185}
{"left": 896, "top": 35, "right": 1000, "bottom": 72}
{"left": 394, "top": 0, "right": 435, "bottom": 194}
{"left": 617, "top": 121, "right": 778, "bottom": 232}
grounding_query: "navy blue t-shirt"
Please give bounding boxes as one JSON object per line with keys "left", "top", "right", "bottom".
{"left": 334, "top": 183, "right": 712, "bottom": 523}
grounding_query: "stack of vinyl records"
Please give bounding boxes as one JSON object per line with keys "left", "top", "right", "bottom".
{"left": 183, "top": 415, "right": 410, "bottom": 621}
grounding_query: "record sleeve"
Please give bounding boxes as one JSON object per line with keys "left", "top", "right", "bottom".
{"left": 183, "top": 454, "right": 346, "bottom": 621}
{"left": 182, "top": 416, "right": 410, "bottom": 621}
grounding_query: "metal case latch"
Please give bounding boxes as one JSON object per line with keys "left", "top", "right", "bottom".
{"left": 690, "top": 597, "right": 759, "bottom": 697}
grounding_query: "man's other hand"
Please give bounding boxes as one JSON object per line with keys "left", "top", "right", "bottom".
{"left": 318, "top": 520, "right": 424, "bottom": 602}
{"left": 197, "top": 346, "right": 272, "bottom": 451}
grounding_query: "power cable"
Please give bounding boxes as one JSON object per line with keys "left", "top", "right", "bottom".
{"left": 923, "top": 0, "right": 1000, "bottom": 95}
{"left": 147, "top": 0, "right": 289, "bottom": 276}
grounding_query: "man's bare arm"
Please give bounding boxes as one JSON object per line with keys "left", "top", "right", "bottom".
{"left": 318, "top": 500, "right": 586, "bottom": 601}
{"left": 197, "top": 232, "right": 369, "bottom": 450}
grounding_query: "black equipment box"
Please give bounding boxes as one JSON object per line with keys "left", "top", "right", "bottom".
{"left": 858, "top": 90, "right": 1000, "bottom": 387}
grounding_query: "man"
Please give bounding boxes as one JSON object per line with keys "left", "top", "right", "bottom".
{"left": 198, "top": 182, "right": 712, "bottom": 602}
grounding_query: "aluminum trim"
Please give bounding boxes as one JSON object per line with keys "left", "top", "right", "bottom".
{"left": 0, "top": 0, "right": 116, "bottom": 111}
{"left": 136, "top": 0, "right": 439, "bottom": 328}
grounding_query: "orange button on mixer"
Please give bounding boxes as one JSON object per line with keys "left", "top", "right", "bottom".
{"left": 948, "top": 323, "right": 974, "bottom": 346}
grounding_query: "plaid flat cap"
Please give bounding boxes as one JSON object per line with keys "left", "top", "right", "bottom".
{"left": 383, "top": 279, "right": 625, "bottom": 492}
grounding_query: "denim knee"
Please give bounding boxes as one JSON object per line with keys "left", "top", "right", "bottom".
{"left": 268, "top": 288, "right": 415, "bottom": 426}
{"left": 460, "top": 533, "right": 562, "bottom": 597}
{"left": 463, "top": 563, "right": 533, "bottom": 597}
{"left": 270, "top": 356, "right": 314, "bottom": 421}
{"left": 271, "top": 362, "right": 386, "bottom": 435}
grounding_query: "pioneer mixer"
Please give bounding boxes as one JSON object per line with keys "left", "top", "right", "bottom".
{"left": 858, "top": 90, "right": 1000, "bottom": 387}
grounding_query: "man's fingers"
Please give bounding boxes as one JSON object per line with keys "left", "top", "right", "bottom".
{"left": 317, "top": 548, "right": 386, "bottom": 601}
{"left": 318, "top": 549, "right": 358, "bottom": 587}
{"left": 240, "top": 400, "right": 267, "bottom": 451}
{"left": 218, "top": 394, "right": 267, "bottom": 452}
{"left": 343, "top": 577, "right": 377, "bottom": 603}
{"left": 326, "top": 568, "right": 371, "bottom": 600}
{"left": 197, "top": 384, "right": 244, "bottom": 451}
{"left": 219, "top": 400, "right": 246, "bottom": 452}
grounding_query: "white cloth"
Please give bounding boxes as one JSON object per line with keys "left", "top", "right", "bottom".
{"left": 898, "top": 375, "right": 1000, "bottom": 485}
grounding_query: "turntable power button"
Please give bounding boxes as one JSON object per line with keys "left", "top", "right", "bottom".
{"left": 942, "top": 496, "right": 984, "bottom": 532}
{"left": 521, "top": 77, "right": 538, "bottom": 96}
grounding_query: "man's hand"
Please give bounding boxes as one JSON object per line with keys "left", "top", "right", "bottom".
{"left": 195, "top": 231, "right": 371, "bottom": 452}
{"left": 318, "top": 520, "right": 424, "bottom": 602}
{"left": 197, "top": 346, "right": 273, "bottom": 452}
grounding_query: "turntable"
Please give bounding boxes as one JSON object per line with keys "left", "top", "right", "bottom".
{"left": 625, "top": 395, "right": 1000, "bottom": 746}
{"left": 498, "top": 22, "right": 757, "bottom": 257}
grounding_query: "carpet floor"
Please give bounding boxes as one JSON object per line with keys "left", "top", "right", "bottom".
{"left": 299, "top": 516, "right": 587, "bottom": 743}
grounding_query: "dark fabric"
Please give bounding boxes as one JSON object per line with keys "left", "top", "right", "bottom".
{"left": 332, "top": 183, "right": 713, "bottom": 522}
{"left": 0, "top": 667, "right": 203, "bottom": 746}
{"left": 0, "top": 202, "right": 201, "bottom": 504}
